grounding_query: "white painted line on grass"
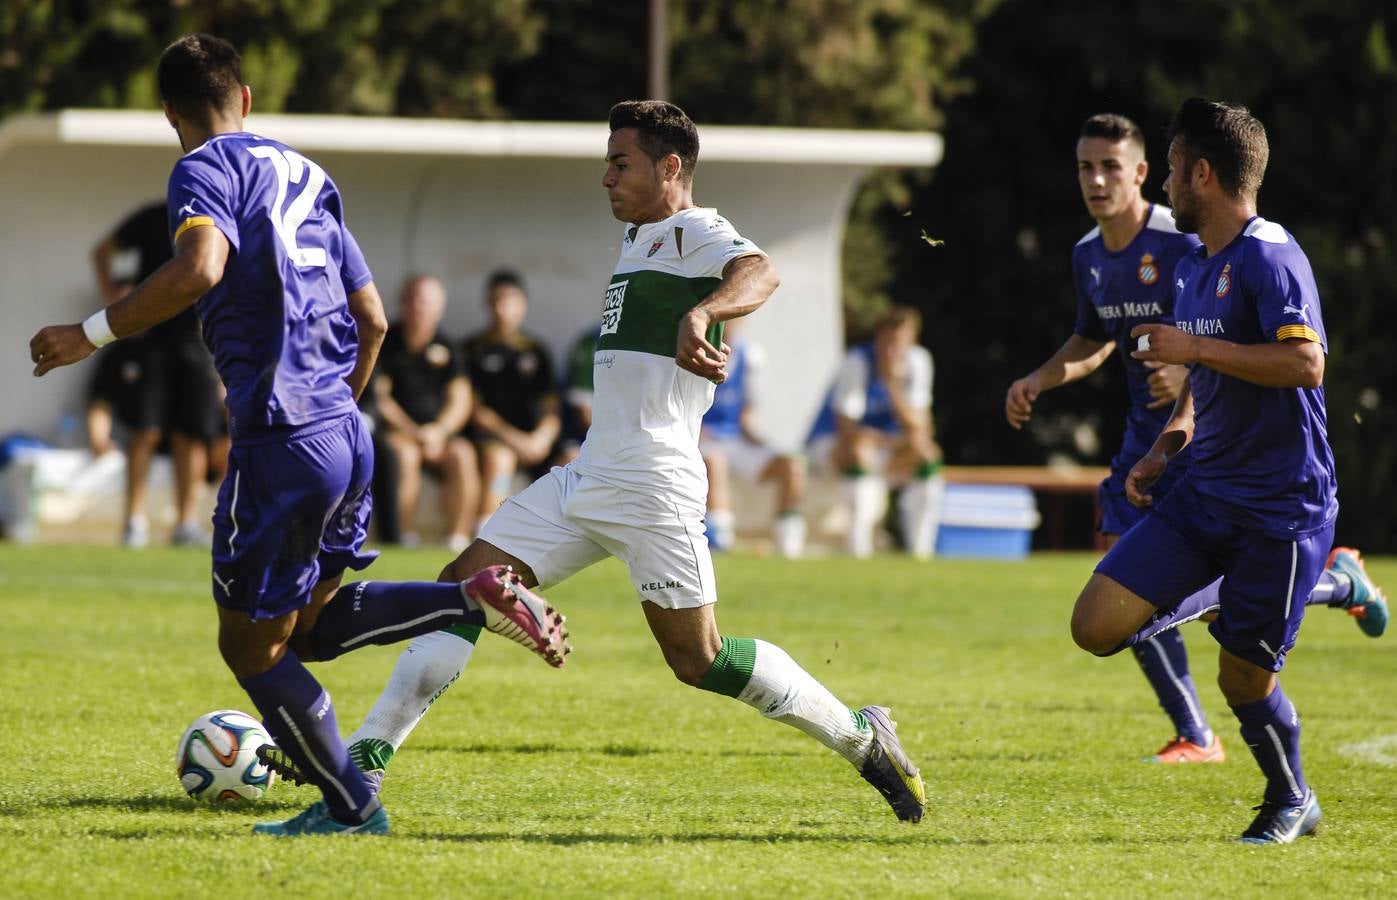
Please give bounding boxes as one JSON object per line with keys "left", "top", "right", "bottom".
{"left": 1337, "top": 734, "right": 1397, "bottom": 766}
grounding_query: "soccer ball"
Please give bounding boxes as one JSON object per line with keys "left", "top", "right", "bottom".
{"left": 175, "top": 709, "right": 276, "bottom": 802}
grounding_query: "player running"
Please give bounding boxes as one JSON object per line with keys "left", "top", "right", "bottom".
{"left": 28, "top": 33, "right": 570, "bottom": 837}
{"left": 1007, "top": 113, "right": 1384, "bottom": 765}
{"left": 264, "top": 100, "right": 926, "bottom": 823}
{"left": 1070, "top": 98, "right": 1382, "bottom": 843}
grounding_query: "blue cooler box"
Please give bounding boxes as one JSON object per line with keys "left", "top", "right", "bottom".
{"left": 934, "top": 484, "right": 1040, "bottom": 559}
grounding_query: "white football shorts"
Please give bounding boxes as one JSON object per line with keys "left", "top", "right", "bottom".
{"left": 478, "top": 464, "right": 717, "bottom": 609}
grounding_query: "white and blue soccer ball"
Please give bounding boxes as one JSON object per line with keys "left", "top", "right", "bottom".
{"left": 175, "top": 709, "right": 276, "bottom": 802}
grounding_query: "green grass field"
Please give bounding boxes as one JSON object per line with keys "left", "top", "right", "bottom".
{"left": 2, "top": 545, "right": 1394, "bottom": 898}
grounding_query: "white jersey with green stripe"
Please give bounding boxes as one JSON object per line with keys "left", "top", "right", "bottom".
{"left": 574, "top": 206, "right": 764, "bottom": 508}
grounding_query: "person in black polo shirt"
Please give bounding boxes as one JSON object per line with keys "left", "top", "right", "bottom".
{"left": 462, "top": 270, "right": 560, "bottom": 527}
{"left": 374, "top": 274, "right": 478, "bottom": 549}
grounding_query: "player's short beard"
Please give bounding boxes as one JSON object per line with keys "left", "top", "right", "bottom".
{"left": 1172, "top": 189, "right": 1200, "bottom": 234}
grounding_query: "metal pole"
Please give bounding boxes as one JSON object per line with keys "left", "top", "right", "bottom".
{"left": 647, "top": 0, "right": 669, "bottom": 100}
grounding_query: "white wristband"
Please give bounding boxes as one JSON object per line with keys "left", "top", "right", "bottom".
{"left": 82, "top": 309, "right": 117, "bottom": 348}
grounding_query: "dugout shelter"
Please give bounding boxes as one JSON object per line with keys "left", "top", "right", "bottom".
{"left": 0, "top": 110, "right": 940, "bottom": 451}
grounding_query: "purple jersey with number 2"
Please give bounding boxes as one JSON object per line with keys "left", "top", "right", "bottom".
{"left": 166, "top": 132, "right": 373, "bottom": 437}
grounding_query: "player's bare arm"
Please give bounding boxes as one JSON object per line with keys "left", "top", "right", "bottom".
{"left": 883, "top": 377, "right": 931, "bottom": 441}
{"left": 1131, "top": 323, "right": 1323, "bottom": 389}
{"left": 1143, "top": 360, "right": 1189, "bottom": 410}
{"left": 31, "top": 224, "right": 228, "bottom": 377}
{"left": 1005, "top": 334, "right": 1113, "bottom": 429}
{"left": 1125, "top": 381, "right": 1195, "bottom": 508}
{"left": 677, "top": 254, "right": 779, "bottom": 382}
{"left": 343, "top": 281, "right": 388, "bottom": 402}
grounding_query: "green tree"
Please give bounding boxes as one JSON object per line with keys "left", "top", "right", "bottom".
{"left": 890, "top": 0, "right": 1397, "bottom": 548}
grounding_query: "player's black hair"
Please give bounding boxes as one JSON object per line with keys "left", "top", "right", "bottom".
{"left": 1079, "top": 113, "right": 1146, "bottom": 154}
{"left": 608, "top": 100, "right": 700, "bottom": 182}
{"left": 1165, "top": 97, "right": 1269, "bottom": 201}
{"left": 157, "top": 34, "right": 244, "bottom": 124}
{"left": 486, "top": 269, "right": 525, "bottom": 294}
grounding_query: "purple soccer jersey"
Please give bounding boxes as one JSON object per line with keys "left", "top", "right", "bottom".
{"left": 1171, "top": 216, "right": 1337, "bottom": 537}
{"left": 1072, "top": 204, "right": 1202, "bottom": 472}
{"left": 165, "top": 133, "right": 373, "bottom": 437}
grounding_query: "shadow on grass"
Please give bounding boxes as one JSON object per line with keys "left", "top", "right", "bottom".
{"left": 34, "top": 795, "right": 304, "bottom": 815}
{"left": 47, "top": 823, "right": 1211, "bottom": 847}
{"left": 412, "top": 742, "right": 804, "bottom": 759}
{"left": 412, "top": 830, "right": 1205, "bottom": 847}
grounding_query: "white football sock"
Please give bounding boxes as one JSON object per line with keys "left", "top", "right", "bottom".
{"left": 346, "top": 629, "right": 475, "bottom": 751}
{"left": 844, "top": 475, "right": 886, "bottom": 558}
{"left": 899, "top": 475, "right": 946, "bottom": 559}
{"left": 773, "top": 512, "right": 806, "bottom": 558}
{"left": 736, "top": 639, "right": 873, "bottom": 765}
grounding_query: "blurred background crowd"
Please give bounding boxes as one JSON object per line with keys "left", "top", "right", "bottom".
{"left": 2, "top": 0, "right": 1392, "bottom": 551}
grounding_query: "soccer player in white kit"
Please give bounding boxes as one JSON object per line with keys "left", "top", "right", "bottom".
{"left": 264, "top": 100, "right": 927, "bottom": 822}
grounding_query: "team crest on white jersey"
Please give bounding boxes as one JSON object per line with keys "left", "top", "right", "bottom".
{"left": 1215, "top": 263, "right": 1232, "bottom": 299}
{"left": 1137, "top": 253, "right": 1159, "bottom": 285}
{"left": 601, "top": 280, "right": 627, "bottom": 336}
{"left": 646, "top": 235, "right": 666, "bottom": 258}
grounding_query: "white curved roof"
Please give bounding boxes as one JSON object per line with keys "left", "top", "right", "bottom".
{"left": 0, "top": 110, "right": 942, "bottom": 167}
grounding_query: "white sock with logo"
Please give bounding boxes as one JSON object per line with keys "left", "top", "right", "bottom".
{"left": 737, "top": 639, "right": 873, "bottom": 765}
{"left": 347, "top": 629, "right": 475, "bottom": 751}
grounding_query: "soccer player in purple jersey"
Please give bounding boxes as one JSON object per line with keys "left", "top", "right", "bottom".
{"left": 1069, "top": 98, "right": 1386, "bottom": 843}
{"left": 1007, "top": 113, "right": 1223, "bottom": 762}
{"left": 1009, "top": 114, "right": 1382, "bottom": 765}
{"left": 28, "top": 34, "right": 570, "bottom": 837}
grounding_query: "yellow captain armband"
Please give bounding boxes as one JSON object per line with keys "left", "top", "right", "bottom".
{"left": 173, "top": 215, "right": 215, "bottom": 241}
{"left": 1275, "top": 324, "right": 1321, "bottom": 343}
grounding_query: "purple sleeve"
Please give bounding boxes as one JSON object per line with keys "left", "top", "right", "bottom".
{"left": 1070, "top": 251, "right": 1108, "bottom": 341}
{"left": 1248, "top": 242, "right": 1326, "bottom": 351}
{"left": 166, "top": 153, "right": 240, "bottom": 251}
{"left": 340, "top": 226, "right": 373, "bottom": 294}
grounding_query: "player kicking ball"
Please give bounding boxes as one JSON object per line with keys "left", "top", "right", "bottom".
{"left": 29, "top": 34, "right": 570, "bottom": 837}
{"left": 1070, "top": 98, "right": 1379, "bottom": 843}
{"left": 263, "top": 100, "right": 926, "bottom": 824}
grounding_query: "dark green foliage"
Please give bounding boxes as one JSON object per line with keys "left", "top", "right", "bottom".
{"left": 888, "top": 0, "right": 1397, "bottom": 548}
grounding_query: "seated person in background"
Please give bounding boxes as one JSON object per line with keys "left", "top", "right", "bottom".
{"left": 374, "top": 274, "right": 478, "bottom": 550}
{"left": 806, "top": 306, "right": 944, "bottom": 558}
{"left": 699, "top": 326, "right": 806, "bottom": 557}
{"left": 550, "top": 325, "right": 599, "bottom": 468}
{"left": 462, "top": 270, "right": 560, "bottom": 526}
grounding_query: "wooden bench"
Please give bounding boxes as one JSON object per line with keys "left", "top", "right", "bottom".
{"left": 944, "top": 465, "right": 1109, "bottom": 550}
